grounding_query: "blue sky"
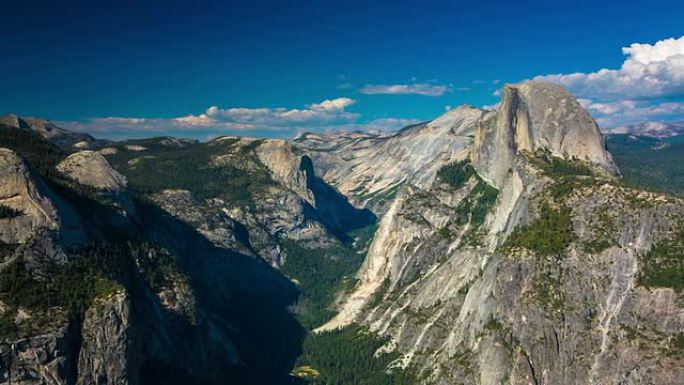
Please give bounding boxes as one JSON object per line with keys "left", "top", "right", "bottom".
{"left": 2, "top": 0, "right": 683, "bottom": 139}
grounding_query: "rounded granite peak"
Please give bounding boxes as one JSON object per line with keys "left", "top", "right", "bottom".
{"left": 513, "top": 80, "right": 616, "bottom": 169}
{"left": 57, "top": 150, "right": 128, "bottom": 192}
{"left": 472, "top": 80, "right": 618, "bottom": 187}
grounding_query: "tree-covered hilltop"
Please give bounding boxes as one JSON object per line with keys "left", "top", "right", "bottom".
{"left": 0, "top": 123, "right": 66, "bottom": 178}
{"left": 103, "top": 138, "right": 276, "bottom": 202}
{"left": 607, "top": 134, "right": 684, "bottom": 196}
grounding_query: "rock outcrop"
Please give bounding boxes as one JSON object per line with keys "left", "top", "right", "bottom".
{"left": 0, "top": 148, "right": 59, "bottom": 245}
{"left": 56, "top": 151, "right": 135, "bottom": 216}
{"left": 294, "top": 106, "right": 488, "bottom": 213}
{"left": 77, "top": 291, "right": 133, "bottom": 385}
{"left": 56, "top": 152, "right": 127, "bottom": 193}
{"left": 147, "top": 137, "right": 373, "bottom": 265}
{"left": 472, "top": 81, "right": 617, "bottom": 187}
{"left": 0, "top": 324, "right": 76, "bottom": 385}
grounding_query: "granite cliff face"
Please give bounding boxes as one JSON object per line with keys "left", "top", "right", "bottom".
{"left": 471, "top": 81, "right": 617, "bottom": 188}
{"left": 76, "top": 291, "right": 132, "bottom": 385}
{"left": 294, "top": 105, "right": 487, "bottom": 213}
{"left": 0, "top": 148, "right": 60, "bottom": 245}
{"left": 319, "top": 81, "right": 684, "bottom": 384}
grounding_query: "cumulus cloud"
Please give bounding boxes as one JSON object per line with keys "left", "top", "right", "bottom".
{"left": 533, "top": 36, "right": 684, "bottom": 128}
{"left": 179, "top": 97, "right": 360, "bottom": 127}
{"left": 58, "top": 97, "right": 421, "bottom": 140}
{"left": 536, "top": 36, "right": 684, "bottom": 100}
{"left": 359, "top": 83, "right": 451, "bottom": 96}
{"left": 583, "top": 99, "right": 684, "bottom": 128}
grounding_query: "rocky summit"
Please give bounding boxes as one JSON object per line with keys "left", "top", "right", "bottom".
{"left": 0, "top": 80, "right": 683, "bottom": 385}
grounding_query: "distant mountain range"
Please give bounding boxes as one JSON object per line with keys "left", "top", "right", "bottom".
{"left": 605, "top": 120, "right": 684, "bottom": 138}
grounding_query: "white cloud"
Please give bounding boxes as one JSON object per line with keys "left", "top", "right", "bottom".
{"left": 536, "top": 35, "right": 684, "bottom": 100}
{"left": 359, "top": 83, "right": 450, "bottom": 96}
{"left": 583, "top": 99, "right": 684, "bottom": 128}
{"left": 58, "top": 97, "right": 422, "bottom": 139}
{"left": 533, "top": 36, "right": 684, "bottom": 128}
{"left": 188, "top": 97, "right": 359, "bottom": 126}
{"left": 537, "top": 36, "right": 684, "bottom": 99}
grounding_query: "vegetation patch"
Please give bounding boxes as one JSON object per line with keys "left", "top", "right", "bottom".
{"left": 531, "top": 263, "right": 566, "bottom": 311}
{"left": 451, "top": 347, "right": 475, "bottom": 376}
{"left": 504, "top": 203, "right": 576, "bottom": 257}
{"left": 638, "top": 223, "right": 684, "bottom": 294}
{"left": 527, "top": 149, "right": 592, "bottom": 178}
{"left": 0, "top": 204, "right": 22, "bottom": 219}
{"left": 583, "top": 238, "right": 613, "bottom": 254}
{"left": 502, "top": 202, "right": 573, "bottom": 311}
{"left": 525, "top": 150, "right": 599, "bottom": 201}
{"left": 455, "top": 179, "right": 499, "bottom": 247}
{"left": 0, "top": 257, "right": 121, "bottom": 339}
{"left": 296, "top": 325, "right": 416, "bottom": 385}
{"left": 367, "top": 278, "right": 391, "bottom": 310}
{"left": 0, "top": 123, "right": 66, "bottom": 178}
{"left": 104, "top": 138, "right": 275, "bottom": 203}
{"left": 437, "top": 159, "right": 499, "bottom": 247}
{"left": 437, "top": 159, "right": 476, "bottom": 189}
{"left": 0, "top": 241, "right": 17, "bottom": 264}
{"left": 454, "top": 179, "right": 498, "bottom": 227}
{"left": 483, "top": 318, "right": 522, "bottom": 354}
{"left": 606, "top": 134, "right": 684, "bottom": 197}
{"left": 666, "top": 333, "right": 684, "bottom": 357}
{"left": 583, "top": 211, "right": 617, "bottom": 254}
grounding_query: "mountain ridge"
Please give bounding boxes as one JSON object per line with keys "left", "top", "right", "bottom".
{"left": 606, "top": 120, "right": 684, "bottom": 138}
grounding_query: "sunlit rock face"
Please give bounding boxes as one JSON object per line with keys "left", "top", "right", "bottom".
{"left": 0, "top": 148, "right": 60, "bottom": 244}
{"left": 294, "top": 105, "right": 489, "bottom": 214}
{"left": 472, "top": 81, "right": 617, "bottom": 188}
{"left": 319, "top": 81, "right": 684, "bottom": 385}
{"left": 57, "top": 150, "right": 136, "bottom": 216}
{"left": 57, "top": 151, "right": 128, "bottom": 193}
